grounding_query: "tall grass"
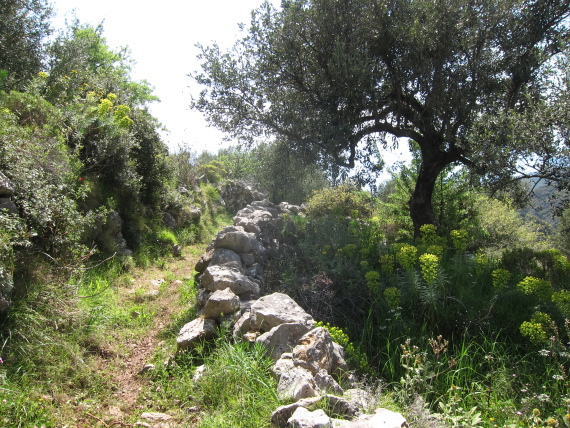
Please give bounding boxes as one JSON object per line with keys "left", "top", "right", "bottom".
{"left": 148, "top": 339, "right": 282, "bottom": 428}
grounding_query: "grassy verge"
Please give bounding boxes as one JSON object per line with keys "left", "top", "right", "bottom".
{"left": 0, "top": 207, "right": 232, "bottom": 427}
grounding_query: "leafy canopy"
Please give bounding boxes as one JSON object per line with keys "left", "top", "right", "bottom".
{"left": 193, "top": 0, "right": 570, "bottom": 233}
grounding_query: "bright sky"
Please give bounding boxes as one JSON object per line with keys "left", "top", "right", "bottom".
{"left": 50, "top": 0, "right": 410, "bottom": 175}
{"left": 50, "top": 0, "right": 279, "bottom": 154}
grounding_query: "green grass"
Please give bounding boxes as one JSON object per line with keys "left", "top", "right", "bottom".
{"left": 147, "top": 339, "right": 283, "bottom": 428}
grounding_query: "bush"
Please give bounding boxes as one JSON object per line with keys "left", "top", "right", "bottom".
{"left": 306, "top": 183, "right": 376, "bottom": 219}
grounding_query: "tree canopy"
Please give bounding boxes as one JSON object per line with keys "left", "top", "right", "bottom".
{"left": 0, "top": 0, "right": 52, "bottom": 89}
{"left": 193, "top": 0, "right": 570, "bottom": 234}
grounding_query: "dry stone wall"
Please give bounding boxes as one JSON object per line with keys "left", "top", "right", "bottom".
{"left": 177, "top": 198, "right": 409, "bottom": 428}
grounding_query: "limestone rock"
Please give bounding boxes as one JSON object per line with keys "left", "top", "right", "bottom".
{"left": 196, "top": 289, "right": 212, "bottom": 307}
{"left": 195, "top": 249, "right": 213, "bottom": 273}
{"left": 233, "top": 310, "right": 253, "bottom": 337}
{"left": 257, "top": 322, "right": 312, "bottom": 361}
{"left": 293, "top": 327, "right": 337, "bottom": 376}
{"left": 140, "top": 412, "right": 172, "bottom": 421}
{"left": 0, "top": 267, "right": 14, "bottom": 313}
{"left": 314, "top": 371, "right": 344, "bottom": 396}
{"left": 162, "top": 211, "right": 177, "bottom": 229}
{"left": 177, "top": 318, "right": 217, "bottom": 351}
{"left": 287, "top": 407, "right": 331, "bottom": 428}
{"left": 203, "top": 288, "right": 240, "bottom": 319}
{"left": 272, "top": 352, "right": 295, "bottom": 379}
{"left": 277, "top": 366, "right": 319, "bottom": 401}
{"left": 321, "top": 394, "right": 360, "bottom": 418}
{"left": 250, "top": 293, "right": 315, "bottom": 333}
{"left": 271, "top": 397, "right": 322, "bottom": 428}
{"left": 210, "top": 248, "right": 243, "bottom": 270}
{"left": 0, "top": 172, "right": 14, "bottom": 195}
{"left": 0, "top": 197, "right": 18, "bottom": 215}
{"left": 343, "top": 389, "right": 377, "bottom": 414}
{"left": 193, "top": 364, "right": 206, "bottom": 382}
{"left": 173, "top": 244, "right": 182, "bottom": 257}
{"left": 200, "top": 265, "right": 260, "bottom": 298}
{"left": 331, "top": 408, "right": 409, "bottom": 427}
{"left": 214, "top": 226, "right": 264, "bottom": 254}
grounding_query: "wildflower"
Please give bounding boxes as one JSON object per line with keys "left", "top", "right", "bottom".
{"left": 547, "top": 417, "right": 558, "bottom": 426}
{"left": 553, "top": 374, "right": 564, "bottom": 381}
{"left": 450, "top": 229, "right": 468, "bottom": 252}
{"left": 419, "top": 253, "right": 439, "bottom": 284}
{"left": 492, "top": 268, "right": 511, "bottom": 289}
{"left": 539, "top": 349, "right": 551, "bottom": 357}
{"left": 537, "top": 393, "right": 551, "bottom": 402}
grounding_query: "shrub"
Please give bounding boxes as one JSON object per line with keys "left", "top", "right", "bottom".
{"left": 306, "top": 183, "right": 376, "bottom": 219}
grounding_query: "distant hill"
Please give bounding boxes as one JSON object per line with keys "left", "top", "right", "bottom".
{"left": 519, "top": 178, "right": 569, "bottom": 227}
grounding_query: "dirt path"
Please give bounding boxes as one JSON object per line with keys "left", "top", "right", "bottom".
{"left": 69, "top": 249, "right": 202, "bottom": 427}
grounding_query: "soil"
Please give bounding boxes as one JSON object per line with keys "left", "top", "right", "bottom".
{"left": 66, "top": 250, "right": 202, "bottom": 428}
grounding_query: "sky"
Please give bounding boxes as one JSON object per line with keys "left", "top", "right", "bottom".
{"left": 49, "top": 0, "right": 410, "bottom": 173}
{"left": 50, "top": 0, "right": 280, "bottom": 154}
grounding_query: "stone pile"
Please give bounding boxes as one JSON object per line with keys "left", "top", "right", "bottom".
{"left": 219, "top": 180, "right": 267, "bottom": 212}
{"left": 176, "top": 198, "right": 408, "bottom": 428}
{"left": 0, "top": 172, "right": 15, "bottom": 313}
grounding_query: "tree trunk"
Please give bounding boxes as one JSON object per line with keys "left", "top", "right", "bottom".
{"left": 409, "top": 146, "right": 450, "bottom": 237}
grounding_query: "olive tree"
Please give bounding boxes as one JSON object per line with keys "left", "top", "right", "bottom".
{"left": 192, "top": 0, "right": 570, "bottom": 234}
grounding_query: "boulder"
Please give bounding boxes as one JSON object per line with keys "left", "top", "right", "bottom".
{"left": 331, "top": 408, "right": 409, "bottom": 428}
{"left": 177, "top": 318, "right": 217, "bottom": 351}
{"left": 97, "top": 211, "right": 132, "bottom": 256}
{"left": 277, "top": 366, "right": 319, "bottom": 401}
{"left": 343, "top": 389, "right": 377, "bottom": 414}
{"left": 293, "top": 328, "right": 337, "bottom": 376}
{"left": 196, "top": 288, "right": 212, "bottom": 307}
{"left": 214, "top": 226, "right": 265, "bottom": 255}
{"left": 233, "top": 310, "right": 253, "bottom": 337}
{"left": 210, "top": 248, "right": 243, "bottom": 270}
{"left": 287, "top": 407, "right": 331, "bottom": 428}
{"left": 202, "top": 288, "right": 240, "bottom": 319}
{"left": 0, "top": 172, "right": 14, "bottom": 195}
{"left": 162, "top": 211, "right": 177, "bottom": 229}
{"left": 200, "top": 265, "right": 260, "bottom": 298}
{"left": 271, "top": 397, "right": 322, "bottom": 428}
{"left": 195, "top": 249, "right": 213, "bottom": 273}
{"left": 272, "top": 352, "right": 295, "bottom": 379}
{"left": 0, "top": 198, "right": 18, "bottom": 215}
{"left": 250, "top": 293, "right": 315, "bottom": 333}
{"left": 314, "top": 371, "right": 344, "bottom": 396}
{"left": 257, "top": 322, "right": 312, "bottom": 361}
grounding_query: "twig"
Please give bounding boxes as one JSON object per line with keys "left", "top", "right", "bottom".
{"left": 86, "top": 412, "right": 110, "bottom": 427}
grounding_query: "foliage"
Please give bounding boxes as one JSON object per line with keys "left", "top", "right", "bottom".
{"left": 556, "top": 207, "right": 570, "bottom": 257}
{"left": 305, "top": 183, "right": 376, "bottom": 219}
{"left": 315, "top": 321, "right": 370, "bottom": 373}
{"left": 193, "top": 0, "right": 570, "bottom": 233}
{"left": 276, "top": 180, "right": 570, "bottom": 424}
{"left": 0, "top": 0, "right": 52, "bottom": 89}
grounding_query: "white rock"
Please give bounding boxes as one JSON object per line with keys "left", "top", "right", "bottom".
{"left": 203, "top": 288, "right": 240, "bottom": 319}
{"left": 277, "top": 366, "right": 319, "bottom": 401}
{"left": 177, "top": 318, "right": 217, "bottom": 351}
{"left": 250, "top": 293, "right": 315, "bottom": 333}
{"left": 287, "top": 407, "right": 331, "bottom": 428}
{"left": 257, "top": 322, "right": 312, "bottom": 361}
